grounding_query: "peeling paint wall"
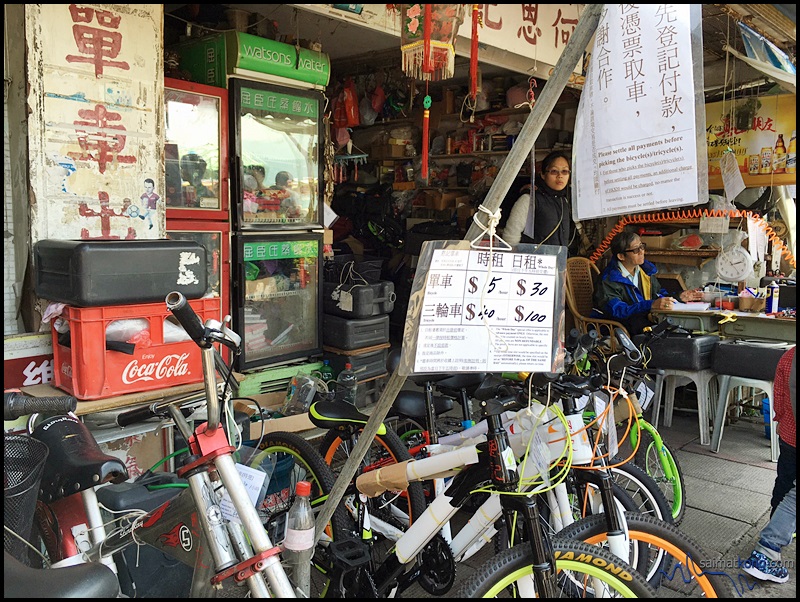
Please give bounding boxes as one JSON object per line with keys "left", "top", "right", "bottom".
{"left": 26, "top": 4, "right": 164, "bottom": 243}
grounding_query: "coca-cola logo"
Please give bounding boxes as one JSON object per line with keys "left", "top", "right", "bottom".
{"left": 122, "top": 353, "right": 192, "bottom": 384}
{"left": 60, "top": 362, "right": 73, "bottom": 378}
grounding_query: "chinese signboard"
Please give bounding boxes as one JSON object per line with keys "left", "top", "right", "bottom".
{"left": 26, "top": 4, "right": 163, "bottom": 242}
{"left": 573, "top": 4, "right": 706, "bottom": 221}
{"left": 401, "top": 240, "right": 566, "bottom": 374}
{"left": 706, "top": 94, "right": 796, "bottom": 189}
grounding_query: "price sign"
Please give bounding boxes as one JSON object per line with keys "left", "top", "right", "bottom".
{"left": 408, "top": 244, "right": 565, "bottom": 373}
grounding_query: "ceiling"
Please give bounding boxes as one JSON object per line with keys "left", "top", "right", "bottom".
{"left": 164, "top": 4, "right": 797, "bottom": 99}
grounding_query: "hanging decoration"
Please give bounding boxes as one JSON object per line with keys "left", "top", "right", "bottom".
{"left": 400, "top": 4, "right": 465, "bottom": 81}
{"left": 469, "top": 4, "right": 481, "bottom": 101}
{"left": 421, "top": 84, "right": 431, "bottom": 180}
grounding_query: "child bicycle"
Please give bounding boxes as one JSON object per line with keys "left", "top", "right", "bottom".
{"left": 3, "top": 291, "right": 349, "bottom": 598}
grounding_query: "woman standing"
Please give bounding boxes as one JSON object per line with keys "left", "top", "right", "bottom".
{"left": 503, "top": 150, "right": 575, "bottom": 251}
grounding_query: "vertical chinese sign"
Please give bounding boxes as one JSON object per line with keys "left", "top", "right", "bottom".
{"left": 26, "top": 4, "right": 163, "bottom": 242}
{"left": 573, "top": 5, "right": 707, "bottom": 221}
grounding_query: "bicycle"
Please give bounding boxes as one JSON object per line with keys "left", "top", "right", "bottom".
{"left": 4, "top": 292, "right": 350, "bottom": 598}
{"left": 309, "top": 384, "right": 656, "bottom": 597}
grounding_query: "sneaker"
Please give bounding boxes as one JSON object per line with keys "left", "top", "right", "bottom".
{"left": 741, "top": 550, "right": 789, "bottom": 584}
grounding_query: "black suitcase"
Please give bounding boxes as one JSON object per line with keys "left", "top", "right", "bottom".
{"left": 637, "top": 333, "right": 720, "bottom": 370}
{"left": 34, "top": 239, "right": 207, "bottom": 306}
{"left": 323, "top": 280, "right": 396, "bottom": 318}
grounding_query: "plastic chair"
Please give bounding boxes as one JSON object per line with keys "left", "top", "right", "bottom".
{"left": 565, "top": 257, "right": 630, "bottom": 353}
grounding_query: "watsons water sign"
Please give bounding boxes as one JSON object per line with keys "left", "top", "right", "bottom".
{"left": 234, "top": 33, "right": 330, "bottom": 87}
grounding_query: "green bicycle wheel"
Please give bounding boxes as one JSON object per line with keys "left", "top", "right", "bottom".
{"left": 634, "top": 429, "right": 686, "bottom": 525}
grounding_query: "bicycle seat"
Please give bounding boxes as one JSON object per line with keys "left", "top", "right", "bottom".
{"left": 4, "top": 551, "right": 119, "bottom": 598}
{"left": 308, "top": 400, "right": 387, "bottom": 435}
{"left": 390, "top": 389, "right": 454, "bottom": 419}
{"left": 32, "top": 415, "right": 128, "bottom": 503}
{"left": 434, "top": 372, "right": 487, "bottom": 397}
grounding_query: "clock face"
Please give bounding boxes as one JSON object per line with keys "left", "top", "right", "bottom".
{"left": 716, "top": 246, "right": 754, "bottom": 282}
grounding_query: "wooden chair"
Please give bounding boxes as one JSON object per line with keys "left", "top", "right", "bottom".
{"left": 564, "top": 257, "right": 630, "bottom": 353}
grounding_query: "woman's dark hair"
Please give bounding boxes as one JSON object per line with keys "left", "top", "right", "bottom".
{"left": 540, "top": 150, "right": 571, "bottom": 174}
{"left": 610, "top": 228, "right": 640, "bottom": 258}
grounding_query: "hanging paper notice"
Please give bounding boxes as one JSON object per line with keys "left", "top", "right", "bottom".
{"left": 407, "top": 245, "right": 564, "bottom": 374}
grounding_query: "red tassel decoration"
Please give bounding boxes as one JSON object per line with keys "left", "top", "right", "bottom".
{"left": 422, "top": 87, "right": 431, "bottom": 181}
{"left": 470, "top": 5, "right": 479, "bottom": 100}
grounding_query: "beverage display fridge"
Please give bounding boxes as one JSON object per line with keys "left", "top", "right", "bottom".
{"left": 232, "top": 232, "right": 323, "bottom": 371}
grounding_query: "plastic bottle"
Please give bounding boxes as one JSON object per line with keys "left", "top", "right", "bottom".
{"left": 766, "top": 281, "right": 780, "bottom": 313}
{"left": 336, "top": 362, "right": 358, "bottom": 405}
{"left": 318, "top": 360, "right": 336, "bottom": 385}
{"left": 786, "top": 130, "right": 796, "bottom": 174}
{"left": 283, "top": 481, "right": 314, "bottom": 597}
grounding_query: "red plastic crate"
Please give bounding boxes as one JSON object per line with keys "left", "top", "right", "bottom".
{"left": 52, "top": 297, "right": 221, "bottom": 400}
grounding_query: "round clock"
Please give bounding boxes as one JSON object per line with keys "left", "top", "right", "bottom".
{"left": 715, "top": 245, "right": 754, "bottom": 282}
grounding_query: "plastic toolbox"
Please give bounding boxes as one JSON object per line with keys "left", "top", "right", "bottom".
{"left": 323, "top": 344, "right": 390, "bottom": 384}
{"left": 322, "top": 314, "right": 390, "bottom": 350}
{"left": 322, "top": 280, "right": 396, "bottom": 318}
{"left": 34, "top": 239, "right": 207, "bottom": 307}
{"left": 712, "top": 340, "right": 790, "bottom": 380}
{"left": 323, "top": 254, "right": 385, "bottom": 284}
{"left": 52, "top": 297, "right": 220, "bottom": 400}
{"left": 636, "top": 333, "right": 720, "bottom": 370}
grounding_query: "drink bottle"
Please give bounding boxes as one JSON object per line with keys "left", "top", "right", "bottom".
{"left": 786, "top": 130, "right": 796, "bottom": 174}
{"left": 336, "top": 362, "right": 358, "bottom": 405}
{"left": 773, "top": 133, "right": 787, "bottom": 174}
{"left": 284, "top": 481, "right": 314, "bottom": 597}
{"left": 318, "top": 359, "right": 336, "bottom": 385}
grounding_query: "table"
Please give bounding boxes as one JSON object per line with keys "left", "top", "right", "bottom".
{"left": 652, "top": 309, "right": 796, "bottom": 343}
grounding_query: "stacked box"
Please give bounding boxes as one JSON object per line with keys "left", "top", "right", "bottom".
{"left": 322, "top": 314, "right": 390, "bottom": 350}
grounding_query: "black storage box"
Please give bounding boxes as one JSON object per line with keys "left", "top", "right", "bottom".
{"left": 34, "top": 239, "right": 207, "bottom": 307}
{"left": 324, "top": 344, "right": 390, "bottom": 383}
{"left": 323, "top": 280, "right": 396, "bottom": 318}
{"left": 322, "top": 314, "right": 390, "bottom": 350}
{"left": 404, "top": 221, "right": 459, "bottom": 256}
{"left": 712, "top": 341, "right": 789, "bottom": 380}
{"left": 324, "top": 254, "right": 385, "bottom": 284}
{"left": 636, "top": 333, "right": 719, "bottom": 370}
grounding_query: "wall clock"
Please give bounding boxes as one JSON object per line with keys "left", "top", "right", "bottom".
{"left": 715, "top": 245, "right": 754, "bottom": 282}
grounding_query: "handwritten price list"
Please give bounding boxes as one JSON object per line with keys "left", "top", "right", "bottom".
{"left": 414, "top": 249, "right": 559, "bottom": 373}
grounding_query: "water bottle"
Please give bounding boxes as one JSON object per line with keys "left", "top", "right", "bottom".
{"left": 284, "top": 480, "right": 315, "bottom": 597}
{"left": 336, "top": 362, "right": 358, "bottom": 405}
{"left": 766, "top": 281, "right": 780, "bottom": 313}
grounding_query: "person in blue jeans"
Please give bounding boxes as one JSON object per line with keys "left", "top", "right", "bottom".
{"left": 742, "top": 345, "right": 795, "bottom": 584}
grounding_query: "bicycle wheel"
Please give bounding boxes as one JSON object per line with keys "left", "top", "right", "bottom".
{"left": 634, "top": 429, "right": 686, "bottom": 525}
{"left": 609, "top": 459, "right": 673, "bottom": 523}
{"left": 247, "top": 431, "right": 352, "bottom": 598}
{"left": 318, "top": 428, "right": 442, "bottom": 591}
{"left": 457, "top": 537, "right": 656, "bottom": 598}
{"left": 558, "top": 511, "right": 735, "bottom": 598}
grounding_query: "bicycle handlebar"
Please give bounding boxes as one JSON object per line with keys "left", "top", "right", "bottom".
{"left": 166, "top": 291, "right": 209, "bottom": 348}
{"left": 3, "top": 390, "right": 78, "bottom": 421}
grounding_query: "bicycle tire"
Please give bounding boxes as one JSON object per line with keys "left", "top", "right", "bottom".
{"left": 609, "top": 459, "right": 673, "bottom": 523}
{"left": 247, "top": 431, "right": 352, "bottom": 598}
{"left": 634, "top": 429, "right": 686, "bottom": 525}
{"left": 558, "top": 511, "right": 735, "bottom": 598}
{"left": 457, "top": 537, "right": 656, "bottom": 598}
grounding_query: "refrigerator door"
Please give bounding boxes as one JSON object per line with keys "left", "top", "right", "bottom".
{"left": 164, "top": 78, "right": 229, "bottom": 221}
{"left": 230, "top": 78, "right": 324, "bottom": 231}
{"left": 233, "top": 232, "right": 323, "bottom": 370}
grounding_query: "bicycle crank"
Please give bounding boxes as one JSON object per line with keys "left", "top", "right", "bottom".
{"left": 417, "top": 534, "right": 456, "bottom": 595}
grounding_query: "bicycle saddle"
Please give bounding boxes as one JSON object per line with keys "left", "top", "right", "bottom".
{"left": 4, "top": 551, "right": 119, "bottom": 598}
{"left": 32, "top": 415, "right": 128, "bottom": 503}
{"left": 308, "top": 400, "right": 388, "bottom": 435}
{"left": 391, "top": 389, "right": 454, "bottom": 419}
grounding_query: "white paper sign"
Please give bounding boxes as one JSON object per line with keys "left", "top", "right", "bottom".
{"left": 413, "top": 248, "right": 559, "bottom": 373}
{"left": 219, "top": 463, "right": 267, "bottom": 524}
{"left": 573, "top": 5, "right": 705, "bottom": 221}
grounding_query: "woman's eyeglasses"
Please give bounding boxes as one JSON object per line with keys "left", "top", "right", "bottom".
{"left": 546, "top": 169, "right": 571, "bottom": 177}
{"left": 624, "top": 243, "right": 647, "bottom": 254}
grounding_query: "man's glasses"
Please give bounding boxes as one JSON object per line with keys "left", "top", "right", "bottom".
{"left": 546, "top": 169, "right": 571, "bottom": 177}
{"left": 624, "top": 243, "right": 647, "bottom": 254}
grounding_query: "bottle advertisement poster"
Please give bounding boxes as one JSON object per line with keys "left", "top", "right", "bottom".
{"left": 706, "top": 93, "right": 796, "bottom": 189}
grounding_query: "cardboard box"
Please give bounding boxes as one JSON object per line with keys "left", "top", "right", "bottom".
{"left": 372, "top": 144, "right": 407, "bottom": 158}
{"left": 240, "top": 392, "right": 316, "bottom": 438}
{"left": 640, "top": 233, "right": 679, "bottom": 250}
{"left": 426, "top": 190, "right": 459, "bottom": 211}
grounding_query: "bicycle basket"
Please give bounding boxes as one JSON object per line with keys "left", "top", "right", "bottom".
{"left": 4, "top": 434, "right": 49, "bottom": 564}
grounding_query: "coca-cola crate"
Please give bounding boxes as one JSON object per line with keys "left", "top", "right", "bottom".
{"left": 52, "top": 297, "right": 220, "bottom": 400}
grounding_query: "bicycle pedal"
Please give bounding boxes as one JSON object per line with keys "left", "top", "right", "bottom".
{"left": 329, "top": 537, "right": 371, "bottom": 569}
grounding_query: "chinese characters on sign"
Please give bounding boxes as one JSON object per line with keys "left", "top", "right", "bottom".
{"left": 413, "top": 248, "right": 560, "bottom": 373}
{"left": 26, "top": 4, "right": 162, "bottom": 242}
{"left": 573, "top": 4, "right": 704, "bottom": 221}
